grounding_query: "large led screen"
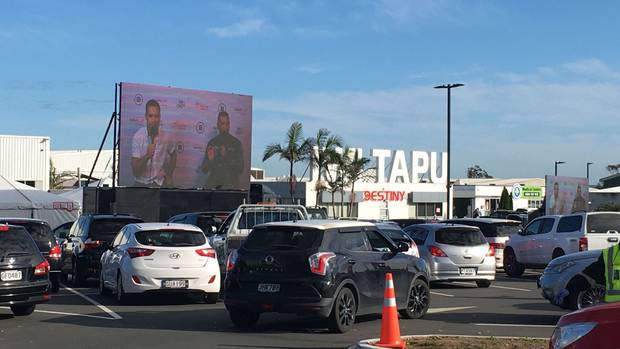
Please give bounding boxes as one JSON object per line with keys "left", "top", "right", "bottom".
{"left": 119, "top": 82, "right": 252, "bottom": 190}
{"left": 545, "top": 175, "right": 589, "bottom": 215}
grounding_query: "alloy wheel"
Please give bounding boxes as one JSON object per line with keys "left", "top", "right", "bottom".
{"left": 337, "top": 291, "right": 355, "bottom": 327}
{"left": 577, "top": 286, "right": 605, "bottom": 309}
{"left": 407, "top": 282, "right": 429, "bottom": 316}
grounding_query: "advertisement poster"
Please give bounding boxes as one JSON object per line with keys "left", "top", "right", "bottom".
{"left": 545, "top": 176, "right": 589, "bottom": 215}
{"left": 119, "top": 82, "right": 252, "bottom": 190}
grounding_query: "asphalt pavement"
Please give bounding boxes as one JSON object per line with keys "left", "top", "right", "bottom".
{"left": 0, "top": 271, "right": 565, "bottom": 349}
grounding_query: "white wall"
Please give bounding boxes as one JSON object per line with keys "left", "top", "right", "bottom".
{"left": 0, "top": 135, "right": 50, "bottom": 191}
{"left": 51, "top": 150, "right": 114, "bottom": 181}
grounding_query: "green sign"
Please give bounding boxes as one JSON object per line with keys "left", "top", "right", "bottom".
{"left": 521, "top": 186, "right": 542, "bottom": 198}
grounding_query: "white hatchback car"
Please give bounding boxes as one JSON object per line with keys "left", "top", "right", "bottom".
{"left": 99, "top": 223, "right": 220, "bottom": 304}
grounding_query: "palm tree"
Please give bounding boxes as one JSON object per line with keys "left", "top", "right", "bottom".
{"left": 343, "top": 150, "right": 371, "bottom": 217}
{"left": 324, "top": 146, "right": 351, "bottom": 218}
{"left": 307, "top": 128, "right": 343, "bottom": 206}
{"left": 263, "top": 122, "right": 312, "bottom": 201}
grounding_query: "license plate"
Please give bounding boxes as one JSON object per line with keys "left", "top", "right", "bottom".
{"left": 257, "top": 283, "right": 280, "bottom": 293}
{"left": 161, "top": 280, "right": 188, "bottom": 289}
{"left": 459, "top": 268, "right": 477, "bottom": 276}
{"left": 1, "top": 270, "right": 22, "bottom": 281}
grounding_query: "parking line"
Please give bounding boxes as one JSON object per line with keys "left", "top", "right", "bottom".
{"left": 430, "top": 291, "right": 454, "bottom": 297}
{"left": 428, "top": 306, "right": 476, "bottom": 314}
{"left": 0, "top": 306, "right": 115, "bottom": 320}
{"left": 475, "top": 323, "right": 555, "bottom": 328}
{"left": 490, "top": 285, "right": 531, "bottom": 292}
{"left": 62, "top": 285, "right": 122, "bottom": 320}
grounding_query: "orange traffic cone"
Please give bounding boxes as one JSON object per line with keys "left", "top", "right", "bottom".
{"left": 375, "top": 272, "right": 405, "bottom": 349}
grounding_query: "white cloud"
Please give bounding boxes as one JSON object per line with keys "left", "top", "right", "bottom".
{"left": 562, "top": 59, "right": 620, "bottom": 79}
{"left": 58, "top": 116, "right": 110, "bottom": 130}
{"left": 295, "top": 65, "right": 324, "bottom": 74}
{"left": 207, "top": 19, "right": 265, "bottom": 38}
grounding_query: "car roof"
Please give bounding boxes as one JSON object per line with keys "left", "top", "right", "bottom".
{"left": 411, "top": 223, "right": 482, "bottom": 231}
{"left": 0, "top": 217, "right": 49, "bottom": 224}
{"left": 86, "top": 213, "right": 143, "bottom": 220}
{"left": 374, "top": 222, "right": 401, "bottom": 229}
{"left": 447, "top": 218, "right": 522, "bottom": 224}
{"left": 256, "top": 219, "right": 375, "bottom": 230}
{"left": 127, "top": 222, "right": 204, "bottom": 232}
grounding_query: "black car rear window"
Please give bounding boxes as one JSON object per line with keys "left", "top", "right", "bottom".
{"left": 0, "top": 228, "right": 38, "bottom": 256}
{"left": 0, "top": 221, "right": 54, "bottom": 252}
{"left": 588, "top": 214, "right": 620, "bottom": 234}
{"left": 135, "top": 230, "right": 206, "bottom": 247}
{"left": 91, "top": 219, "right": 143, "bottom": 242}
{"left": 243, "top": 227, "right": 323, "bottom": 251}
{"left": 435, "top": 228, "right": 487, "bottom": 246}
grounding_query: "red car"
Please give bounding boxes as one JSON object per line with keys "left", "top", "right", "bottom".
{"left": 550, "top": 301, "right": 620, "bottom": 349}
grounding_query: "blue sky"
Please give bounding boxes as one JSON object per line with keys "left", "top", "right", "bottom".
{"left": 2, "top": 0, "right": 619, "bottom": 183}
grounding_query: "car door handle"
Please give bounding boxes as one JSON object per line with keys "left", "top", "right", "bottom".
{"left": 608, "top": 237, "right": 619, "bottom": 243}
{"left": 347, "top": 259, "right": 357, "bottom": 265}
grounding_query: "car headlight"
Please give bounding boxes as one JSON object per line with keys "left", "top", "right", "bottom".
{"left": 551, "top": 322, "right": 596, "bottom": 349}
{"left": 547, "top": 261, "right": 576, "bottom": 274}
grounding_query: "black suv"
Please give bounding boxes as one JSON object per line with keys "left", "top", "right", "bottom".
{"left": 0, "top": 224, "right": 51, "bottom": 316}
{"left": 61, "top": 214, "right": 143, "bottom": 286}
{"left": 224, "top": 220, "right": 430, "bottom": 333}
{"left": 0, "top": 218, "right": 62, "bottom": 292}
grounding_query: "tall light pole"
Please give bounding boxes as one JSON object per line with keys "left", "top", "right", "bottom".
{"left": 554, "top": 161, "right": 565, "bottom": 176}
{"left": 587, "top": 162, "right": 593, "bottom": 183}
{"left": 435, "top": 83, "right": 464, "bottom": 219}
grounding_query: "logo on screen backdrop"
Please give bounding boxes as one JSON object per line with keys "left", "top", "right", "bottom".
{"left": 177, "top": 100, "right": 185, "bottom": 109}
{"left": 133, "top": 94, "right": 143, "bottom": 105}
{"left": 195, "top": 121, "right": 206, "bottom": 134}
{"left": 175, "top": 142, "right": 185, "bottom": 154}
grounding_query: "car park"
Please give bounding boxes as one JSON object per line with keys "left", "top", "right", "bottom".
{"left": 0, "top": 218, "right": 62, "bottom": 292}
{"left": 503, "top": 212, "right": 620, "bottom": 277}
{"left": 224, "top": 220, "right": 430, "bottom": 333}
{"left": 444, "top": 218, "right": 522, "bottom": 269}
{"left": 403, "top": 223, "right": 495, "bottom": 287}
{"left": 0, "top": 224, "right": 51, "bottom": 316}
{"left": 550, "top": 301, "right": 620, "bottom": 349}
{"left": 375, "top": 222, "right": 420, "bottom": 257}
{"left": 99, "top": 223, "right": 220, "bottom": 304}
{"left": 61, "top": 213, "right": 144, "bottom": 286}
{"left": 538, "top": 250, "right": 604, "bottom": 310}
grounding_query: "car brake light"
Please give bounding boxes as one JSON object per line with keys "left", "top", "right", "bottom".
{"left": 0, "top": 225, "right": 8, "bottom": 231}
{"left": 127, "top": 247, "right": 155, "bottom": 259}
{"left": 49, "top": 245, "right": 61, "bottom": 259}
{"left": 84, "top": 240, "right": 104, "bottom": 250}
{"left": 487, "top": 245, "right": 496, "bottom": 257}
{"left": 34, "top": 260, "right": 50, "bottom": 276}
{"left": 226, "top": 250, "right": 238, "bottom": 272}
{"left": 428, "top": 245, "right": 448, "bottom": 257}
{"left": 579, "top": 237, "right": 588, "bottom": 251}
{"left": 489, "top": 242, "right": 505, "bottom": 250}
{"left": 308, "top": 252, "right": 336, "bottom": 276}
{"left": 196, "top": 248, "right": 216, "bottom": 258}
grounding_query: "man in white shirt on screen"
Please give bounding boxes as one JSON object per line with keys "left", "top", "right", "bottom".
{"left": 131, "top": 99, "right": 176, "bottom": 187}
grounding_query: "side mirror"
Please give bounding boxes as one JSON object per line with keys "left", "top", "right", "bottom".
{"left": 396, "top": 241, "right": 410, "bottom": 252}
{"left": 518, "top": 229, "right": 525, "bottom": 236}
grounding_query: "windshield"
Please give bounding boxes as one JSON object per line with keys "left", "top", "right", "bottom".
{"left": 0, "top": 228, "right": 38, "bottom": 257}
{"left": 381, "top": 228, "right": 410, "bottom": 244}
{"left": 135, "top": 230, "right": 206, "bottom": 247}
{"left": 588, "top": 213, "right": 620, "bottom": 233}
{"left": 435, "top": 228, "right": 487, "bottom": 246}
{"left": 91, "top": 219, "right": 143, "bottom": 242}
{"left": 237, "top": 210, "right": 304, "bottom": 230}
{"left": 0, "top": 221, "right": 54, "bottom": 252}
{"left": 243, "top": 227, "right": 323, "bottom": 251}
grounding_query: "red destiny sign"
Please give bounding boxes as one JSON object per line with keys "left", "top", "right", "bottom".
{"left": 363, "top": 191, "right": 406, "bottom": 202}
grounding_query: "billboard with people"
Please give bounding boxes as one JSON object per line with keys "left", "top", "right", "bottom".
{"left": 545, "top": 175, "right": 589, "bottom": 215}
{"left": 118, "top": 82, "right": 252, "bottom": 190}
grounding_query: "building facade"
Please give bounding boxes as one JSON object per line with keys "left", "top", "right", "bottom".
{"left": 0, "top": 135, "right": 50, "bottom": 191}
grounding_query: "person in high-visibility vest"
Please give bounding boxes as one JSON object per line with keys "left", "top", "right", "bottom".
{"left": 582, "top": 244, "right": 620, "bottom": 303}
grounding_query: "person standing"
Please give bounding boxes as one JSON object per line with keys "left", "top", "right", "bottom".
{"left": 582, "top": 244, "right": 620, "bottom": 303}
{"left": 131, "top": 99, "right": 176, "bottom": 187}
{"left": 571, "top": 184, "right": 588, "bottom": 212}
{"left": 200, "top": 109, "right": 243, "bottom": 189}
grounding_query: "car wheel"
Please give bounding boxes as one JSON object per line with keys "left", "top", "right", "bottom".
{"left": 399, "top": 278, "right": 430, "bottom": 319}
{"left": 476, "top": 280, "right": 492, "bottom": 288}
{"left": 99, "top": 271, "right": 111, "bottom": 296}
{"left": 204, "top": 293, "right": 218, "bottom": 304}
{"left": 567, "top": 284, "right": 605, "bottom": 310}
{"left": 229, "top": 310, "right": 260, "bottom": 329}
{"left": 116, "top": 273, "right": 131, "bottom": 305}
{"left": 328, "top": 287, "right": 356, "bottom": 333}
{"left": 72, "top": 260, "right": 85, "bottom": 287}
{"left": 503, "top": 248, "right": 524, "bottom": 277}
{"left": 10, "top": 304, "right": 36, "bottom": 316}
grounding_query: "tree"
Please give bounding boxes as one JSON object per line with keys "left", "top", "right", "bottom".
{"left": 499, "top": 187, "right": 511, "bottom": 210}
{"left": 262, "top": 122, "right": 312, "bottom": 201}
{"left": 325, "top": 147, "right": 350, "bottom": 218}
{"left": 342, "top": 149, "right": 371, "bottom": 217}
{"left": 49, "top": 160, "right": 64, "bottom": 190}
{"left": 606, "top": 164, "right": 620, "bottom": 175}
{"left": 307, "top": 128, "right": 342, "bottom": 206}
{"left": 467, "top": 165, "right": 493, "bottom": 179}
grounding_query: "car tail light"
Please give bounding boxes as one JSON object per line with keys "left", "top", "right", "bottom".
{"left": 489, "top": 242, "right": 505, "bottom": 250}
{"left": 84, "top": 240, "right": 104, "bottom": 250}
{"left": 487, "top": 245, "right": 496, "bottom": 257}
{"left": 428, "top": 245, "right": 448, "bottom": 257}
{"left": 579, "top": 237, "right": 588, "bottom": 251}
{"left": 308, "top": 252, "right": 336, "bottom": 276}
{"left": 196, "top": 248, "right": 216, "bottom": 259}
{"left": 49, "top": 245, "right": 61, "bottom": 259}
{"left": 34, "top": 260, "right": 50, "bottom": 276}
{"left": 0, "top": 225, "right": 8, "bottom": 231}
{"left": 127, "top": 248, "right": 155, "bottom": 259}
{"left": 226, "top": 250, "right": 238, "bottom": 272}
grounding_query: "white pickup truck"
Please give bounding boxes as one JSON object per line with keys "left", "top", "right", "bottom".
{"left": 504, "top": 211, "right": 620, "bottom": 276}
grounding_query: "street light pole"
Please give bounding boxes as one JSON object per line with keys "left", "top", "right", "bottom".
{"left": 587, "top": 162, "right": 593, "bottom": 183}
{"left": 554, "top": 161, "right": 565, "bottom": 176}
{"left": 435, "top": 83, "right": 464, "bottom": 219}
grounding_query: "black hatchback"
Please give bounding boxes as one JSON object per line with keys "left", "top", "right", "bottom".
{"left": 224, "top": 220, "right": 430, "bottom": 333}
{"left": 0, "top": 224, "right": 51, "bottom": 316}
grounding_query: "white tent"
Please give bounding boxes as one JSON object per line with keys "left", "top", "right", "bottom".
{"left": 0, "top": 175, "right": 80, "bottom": 228}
